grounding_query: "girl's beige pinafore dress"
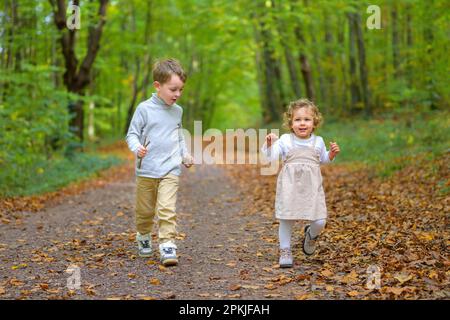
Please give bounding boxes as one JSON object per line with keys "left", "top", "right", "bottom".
{"left": 275, "top": 134, "right": 327, "bottom": 221}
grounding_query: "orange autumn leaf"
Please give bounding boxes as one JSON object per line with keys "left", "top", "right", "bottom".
{"left": 347, "top": 291, "right": 360, "bottom": 297}
{"left": 230, "top": 284, "right": 241, "bottom": 291}
{"left": 149, "top": 278, "right": 161, "bottom": 285}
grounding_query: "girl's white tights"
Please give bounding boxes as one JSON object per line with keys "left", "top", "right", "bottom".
{"left": 279, "top": 219, "right": 327, "bottom": 249}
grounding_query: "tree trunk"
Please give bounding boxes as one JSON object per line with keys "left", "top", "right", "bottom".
{"left": 273, "top": 0, "right": 302, "bottom": 98}
{"left": 49, "top": 0, "right": 108, "bottom": 143}
{"left": 12, "top": 0, "right": 21, "bottom": 72}
{"left": 299, "top": 54, "right": 315, "bottom": 101}
{"left": 324, "top": 14, "right": 335, "bottom": 106}
{"left": 337, "top": 18, "right": 348, "bottom": 113}
{"left": 391, "top": 4, "right": 400, "bottom": 77}
{"left": 352, "top": 12, "right": 371, "bottom": 116}
{"left": 260, "top": 27, "right": 281, "bottom": 122}
{"left": 140, "top": 0, "right": 153, "bottom": 101}
{"left": 251, "top": 7, "right": 281, "bottom": 123}
{"left": 405, "top": 4, "right": 413, "bottom": 86}
{"left": 88, "top": 101, "right": 95, "bottom": 141}
{"left": 292, "top": 14, "right": 315, "bottom": 101}
{"left": 251, "top": 22, "right": 268, "bottom": 123}
{"left": 124, "top": 1, "right": 153, "bottom": 134}
{"left": 347, "top": 12, "right": 361, "bottom": 112}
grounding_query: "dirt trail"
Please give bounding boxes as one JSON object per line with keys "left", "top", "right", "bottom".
{"left": 0, "top": 163, "right": 310, "bottom": 300}
{"left": 0, "top": 151, "right": 448, "bottom": 300}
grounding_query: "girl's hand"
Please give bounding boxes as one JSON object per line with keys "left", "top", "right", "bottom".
{"left": 137, "top": 144, "right": 148, "bottom": 158}
{"left": 265, "top": 133, "right": 279, "bottom": 148}
{"left": 329, "top": 141, "right": 340, "bottom": 161}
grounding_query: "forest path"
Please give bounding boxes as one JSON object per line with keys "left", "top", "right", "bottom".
{"left": 0, "top": 148, "right": 448, "bottom": 300}
{"left": 0, "top": 161, "right": 316, "bottom": 299}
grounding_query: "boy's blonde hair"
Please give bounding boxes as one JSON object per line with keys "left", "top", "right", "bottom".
{"left": 283, "top": 99, "right": 323, "bottom": 133}
{"left": 152, "top": 58, "right": 187, "bottom": 84}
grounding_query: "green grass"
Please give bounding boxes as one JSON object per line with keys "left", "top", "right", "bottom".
{"left": 261, "top": 110, "right": 450, "bottom": 178}
{"left": 0, "top": 153, "right": 123, "bottom": 197}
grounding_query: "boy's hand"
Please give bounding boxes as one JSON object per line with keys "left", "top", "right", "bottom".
{"left": 137, "top": 144, "right": 148, "bottom": 158}
{"left": 329, "top": 141, "right": 340, "bottom": 161}
{"left": 265, "top": 133, "right": 279, "bottom": 148}
{"left": 182, "top": 154, "right": 194, "bottom": 168}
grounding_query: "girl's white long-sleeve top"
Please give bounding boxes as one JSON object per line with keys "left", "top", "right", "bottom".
{"left": 260, "top": 133, "right": 332, "bottom": 164}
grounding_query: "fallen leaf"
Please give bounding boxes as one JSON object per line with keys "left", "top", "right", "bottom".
{"left": 149, "top": 278, "right": 161, "bottom": 285}
{"left": 265, "top": 293, "right": 282, "bottom": 298}
{"left": 320, "top": 269, "right": 334, "bottom": 278}
{"left": 347, "top": 291, "right": 360, "bottom": 297}
{"left": 264, "top": 283, "right": 276, "bottom": 290}
{"left": 85, "top": 288, "right": 97, "bottom": 296}
{"left": 230, "top": 284, "right": 241, "bottom": 291}
{"left": 11, "top": 263, "right": 27, "bottom": 270}
{"left": 47, "top": 288, "right": 60, "bottom": 294}
{"left": 141, "top": 296, "right": 157, "bottom": 300}
{"left": 415, "top": 232, "right": 434, "bottom": 242}
{"left": 0, "top": 287, "right": 5, "bottom": 295}
{"left": 294, "top": 293, "right": 313, "bottom": 300}
{"left": 10, "top": 278, "right": 24, "bottom": 286}
{"left": 197, "top": 293, "right": 210, "bottom": 297}
{"left": 228, "top": 293, "right": 241, "bottom": 298}
{"left": 385, "top": 287, "right": 406, "bottom": 295}
{"left": 158, "top": 265, "right": 167, "bottom": 272}
{"left": 163, "top": 292, "right": 176, "bottom": 299}
{"left": 67, "top": 290, "right": 76, "bottom": 297}
{"left": 210, "top": 257, "right": 223, "bottom": 261}
{"left": 341, "top": 270, "right": 359, "bottom": 285}
{"left": 39, "top": 283, "right": 49, "bottom": 290}
{"left": 394, "top": 273, "right": 413, "bottom": 285}
{"left": 428, "top": 270, "right": 439, "bottom": 280}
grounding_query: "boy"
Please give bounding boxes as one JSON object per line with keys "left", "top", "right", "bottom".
{"left": 126, "top": 58, "right": 193, "bottom": 266}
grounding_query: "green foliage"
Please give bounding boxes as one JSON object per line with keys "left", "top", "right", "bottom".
{"left": 0, "top": 64, "right": 74, "bottom": 188}
{"left": 316, "top": 110, "right": 450, "bottom": 176}
{"left": 0, "top": 152, "right": 122, "bottom": 197}
{"left": 1, "top": 0, "right": 449, "bottom": 197}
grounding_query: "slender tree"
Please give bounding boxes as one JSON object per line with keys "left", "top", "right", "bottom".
{"left": 49, "top": 0, "right": 108, "bottom": 142}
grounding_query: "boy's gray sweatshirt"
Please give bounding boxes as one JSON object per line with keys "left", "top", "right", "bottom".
{"left": 126, "top": 93, "right": 188, "bottom": 178}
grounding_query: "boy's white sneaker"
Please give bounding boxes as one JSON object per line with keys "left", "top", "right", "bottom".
{"left": 159, "top": 241, "right": 178, "bottom": 266}
{"left": 279, "top": 248, "right": 293, "bottom": 268}
{"left": 136, "top": 233, "right": 152, "bottom": 257}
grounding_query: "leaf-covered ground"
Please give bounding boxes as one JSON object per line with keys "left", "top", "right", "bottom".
{"left": 0, "top": 143, "right": 448, "bottom": 300}
{"left": 224, "top": 152, "right": 449, "bottom": 299}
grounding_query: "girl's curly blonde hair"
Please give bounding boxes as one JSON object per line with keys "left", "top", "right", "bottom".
{"left": 283, "top": 99, "right": 323, "bottom": 133}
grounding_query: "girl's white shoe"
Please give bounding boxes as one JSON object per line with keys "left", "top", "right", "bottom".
{"left": 303, "top": 225, "right": 318, "bottom": 256}
{"left": 279, "top": 248, "right": 293, "bottom": 268}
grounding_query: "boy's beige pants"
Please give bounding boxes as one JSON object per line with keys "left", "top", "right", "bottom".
{"left": 135, "top": 174, "right": 179, "bottom": 243}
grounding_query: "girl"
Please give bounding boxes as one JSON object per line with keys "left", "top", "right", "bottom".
{"left": 261, "top": 99, "right": 340, "bottom": 268}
